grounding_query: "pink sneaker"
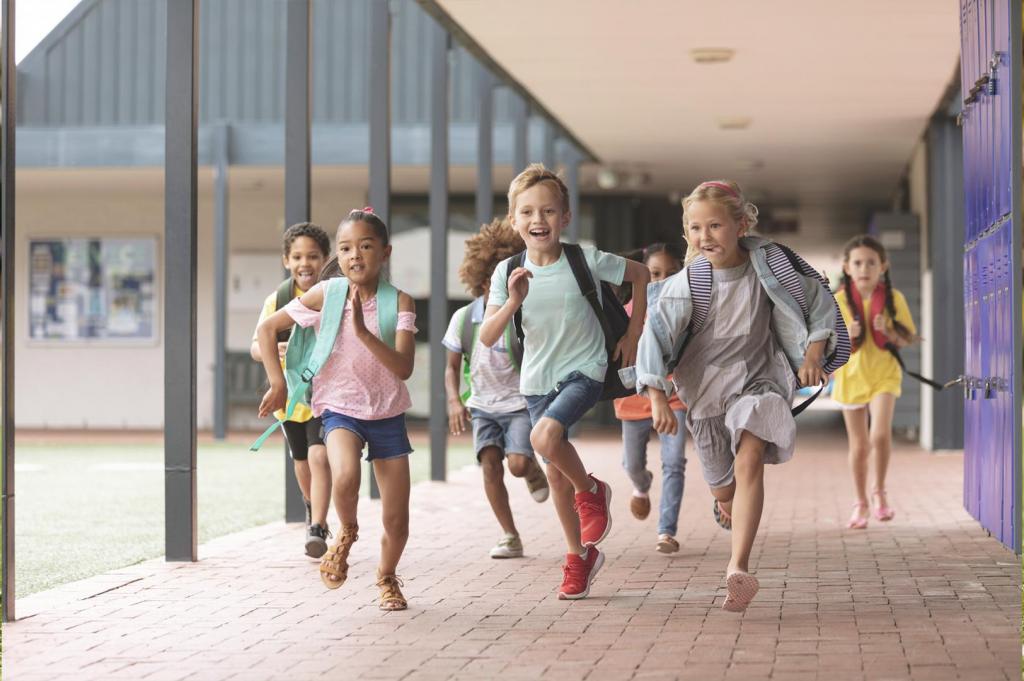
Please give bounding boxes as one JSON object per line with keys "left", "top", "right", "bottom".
{"left": 847, "top": 501, "right": 868, "bottom": 530}
{"left": 558, "top": 548, "right": 604, "bottom": 600}
{"left": 872, "top": 489, "right": 895, "bottom": 521}
{"left": 574, "top": 474, "right": 612, "bottom": 546}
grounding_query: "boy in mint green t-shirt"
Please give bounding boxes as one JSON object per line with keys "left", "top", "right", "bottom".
{"left": 482, "top": 164, "right": 650, "bottom": 600}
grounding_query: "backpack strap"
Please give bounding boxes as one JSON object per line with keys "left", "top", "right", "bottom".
{"left": 274, "top": 277, "right": 295, "bottom": 343}
{"left": 506, "top": 252, "right": 527, "bottom": 347}
{"left": 667, "top": 257, "right": 711, "bottom": 373}
{"left": 563, "top": 243, "right": 614, "bottom": 355}
{"left": 375, "top": 280, "right": 399, "bottom": 349}
{"left": 504, "top": 321, "right": 523, "bottom": 370}
{"left": 250, "top": 278, "right": 348, "bottom": 451}
{"left": 460, "top": 298, "right": 484, "bottom": 363}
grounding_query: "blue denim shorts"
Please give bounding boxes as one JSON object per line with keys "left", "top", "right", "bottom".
{"left": 524, "top": 370, "right": 604, "bottom": 438}
{"left": 320, "top": 411, "right": 413, "bottom": 461}
{"left": 469, "top": 407, "right": 535, "bottom": 461}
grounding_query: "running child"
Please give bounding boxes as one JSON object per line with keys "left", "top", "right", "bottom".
{"left": 256, "top": 208, "right": 416, "bottom": 610}
{"left": 613, "top": 242, "right": 688, "bottom": 554}
{"left": 832, "top": 235, "right": 917, "bottom": 529}
{"left": 481, "top": 164, "right": 651, "bottom": 600}
{"left": 443, "top": 218, "right": 551, "bottom": 559}
{"left": 637, "top": 180, "right": 848, "bottom": 611}
{"left": 250, "top": 222, "right": 332, "bottom": 558}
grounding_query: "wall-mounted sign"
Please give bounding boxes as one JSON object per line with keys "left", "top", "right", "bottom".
{"left": 29, "top": 237, "right": 157, "bottom": 341}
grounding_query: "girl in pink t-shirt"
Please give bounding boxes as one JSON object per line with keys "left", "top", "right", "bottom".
{"left": 255, "top": 208, "right": 417, "bottom": 611}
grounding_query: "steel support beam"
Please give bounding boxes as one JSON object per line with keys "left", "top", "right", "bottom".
{"left": 1, "top": 0, "right": 16, "bottom": 622}
{"left": 212, "top": 123, "right": 230, "bottom": 440}
{"left": 428, "top": 19, "right": 449, "bottom": 483}
{"left": 475, "top": 64, "right": 494, "bottom": 228}
{"left": 564, "top": 146, "right": 581, "bottom": 243}
{"left": 283, "top": 0, "right": 312, "bottom": 522}
{"left": 511, "top": 92, "right": 528, "bottom": 174}
{"left": 164, "top": 0, "right": 199, "bottom": 562}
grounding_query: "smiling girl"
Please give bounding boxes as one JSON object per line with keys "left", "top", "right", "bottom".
{"left": 637, "top": 180, "right": 848, "bottom": 611}
{"left": 255, "top": 208, "right": 417, "bottom": 610}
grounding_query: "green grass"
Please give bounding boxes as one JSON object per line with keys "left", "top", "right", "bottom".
{"left": 14, "top": 441, "right": 476, "bottom": 596}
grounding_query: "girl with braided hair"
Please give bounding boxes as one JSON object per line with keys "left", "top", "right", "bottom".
{"left": 832, "top": 235, "right": 918, "bottom": 530}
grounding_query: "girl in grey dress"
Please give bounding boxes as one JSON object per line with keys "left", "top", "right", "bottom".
{"left": 636, "top": 180, "right": 847, "bottom": 612}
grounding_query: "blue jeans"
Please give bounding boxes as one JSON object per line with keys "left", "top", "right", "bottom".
{"left": 621, "top": 409, "right": 687, "bottom": 536}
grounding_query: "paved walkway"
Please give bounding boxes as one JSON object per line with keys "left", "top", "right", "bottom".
{"left": 4, "top": 415, "right": 1020, "bottom": 680}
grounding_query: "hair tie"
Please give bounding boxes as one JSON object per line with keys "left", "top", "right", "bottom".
{"left": 362, "top": 206, "right": 374, "bottom": 213}
{"left": 700, "top": 181, "right": 739, "bottom": 198}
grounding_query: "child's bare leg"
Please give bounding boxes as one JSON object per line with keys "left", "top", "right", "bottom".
{"left": 373, "top": 456, "right": 411, "bottom": 576}
{"left": 308, "top": 444, "right": 331, "bottom": 526}
{"left": 728, "top": 431, "right": 765, "bottom": 574}
{"left": 326, "top": 429, "right": 362, "bottom": 528}
{"left": 531, "top": 419, "right": 587, "bottom": 553}
{"left": 294, "top": 459, "right": 312, "bottom": 505}
{"left": 480, "top": 447, "right": 517, "bottom": 536}
{"left": 843, "top": 407, "right": 870, "bottom": 504}
{"left": 546, "top": 465, "right": 584, "bottom": 554}
{"left": 867, "top": 393, "right": 896, "bottom": 491}
{"left": 506, "top": 453, "right": 530, "bottom": 479}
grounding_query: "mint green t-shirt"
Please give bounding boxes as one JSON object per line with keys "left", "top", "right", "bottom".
{"left": 488, "top": 244, "right": 626, "bottom": 396}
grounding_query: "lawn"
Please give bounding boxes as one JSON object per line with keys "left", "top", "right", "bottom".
{"left": 14, "top": 439, "right": 477, "bottom": 596}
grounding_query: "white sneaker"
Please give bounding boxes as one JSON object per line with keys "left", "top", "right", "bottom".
{"left": 524, "top": 462, "right": 550, "bottom": 503}
{"left": 489, "top": 533, "right": 524, "bottom": 559}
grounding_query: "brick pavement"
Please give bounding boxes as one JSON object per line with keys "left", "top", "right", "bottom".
{"left": 4, "top": 415, "right": 1020, "bottom": 680}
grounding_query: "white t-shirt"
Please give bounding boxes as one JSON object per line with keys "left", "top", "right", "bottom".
{"left": 443, "top": 298, "right": 527, "bottom": 414}
{"left": 488, "top": 244, "right": 626, "bottom": 395}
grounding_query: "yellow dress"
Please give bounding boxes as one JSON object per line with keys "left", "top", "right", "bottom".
{"left": 254, "top": 284, "right": 315, "bottom": 422}
{"left": 832, "top": 287, "right": 916, "bottom": 406}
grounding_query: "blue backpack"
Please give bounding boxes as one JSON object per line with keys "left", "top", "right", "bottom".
{"left": 250, "top": 277, "right": 399, "bottom": 451}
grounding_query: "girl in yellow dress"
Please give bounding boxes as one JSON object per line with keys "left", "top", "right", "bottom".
{"left": 833, "top": 235, "right": 918, "bottom": 529}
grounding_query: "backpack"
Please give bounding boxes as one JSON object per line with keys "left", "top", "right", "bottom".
{"left": 249, "top": 277, "right": 400, "bottom": 451}
{"left": 274, "top": 277, "right": 296, "bottom": 343}
{"left": 506, "top": 243, "right": 633, "bottom": 401}
{"left": 455, "top": 296, "right": 523, "bottom": 403}
{"left": 666, "top": 242, "right": 850, "bottom": 415}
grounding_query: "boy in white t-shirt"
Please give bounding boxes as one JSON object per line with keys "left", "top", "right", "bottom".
{"left": 444, "top": 218, "right": 550, "bottom": 560}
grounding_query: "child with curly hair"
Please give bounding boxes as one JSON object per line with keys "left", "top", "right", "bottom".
{"left": 443, "top": 218, "right": 550, "bottom": 559}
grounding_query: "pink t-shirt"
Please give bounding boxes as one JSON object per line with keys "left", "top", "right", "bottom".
{"left": 283, "top": 281, "right": 417, "bottom": 420}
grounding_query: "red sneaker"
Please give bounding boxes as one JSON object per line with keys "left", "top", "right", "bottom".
{"left": 574, "top": 474, "right": 612, "bottom": 546}
{"left": 558, "top": 548, "right": 604, "bottom": 600}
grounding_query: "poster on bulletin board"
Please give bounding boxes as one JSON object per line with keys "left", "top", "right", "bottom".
{"left": 28, "top": 237, "right": 157, "bottom": 342}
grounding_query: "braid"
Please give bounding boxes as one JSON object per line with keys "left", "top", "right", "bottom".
{"left": 842, "top": 271, "right": 865, "bottom": 349}
{"left": 883, "top": 270, "right": 916, "bottom": 344}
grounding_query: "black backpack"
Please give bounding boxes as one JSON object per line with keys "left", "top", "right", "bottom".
{"left": 506, "top": 243, "right": 633, "bottom": 400}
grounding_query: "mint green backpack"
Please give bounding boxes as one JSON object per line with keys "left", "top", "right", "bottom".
{"left": 250, "top": 277, "right": 399, "bottom": 451}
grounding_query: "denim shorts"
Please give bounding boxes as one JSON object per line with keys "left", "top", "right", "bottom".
{"left": 524, "top": 370, "right": 604, "bottom": 438}
{"left": 320, "top": 410, "right": 413, "bottom": 461}
{"left": 470, "top": 408, "right": 535, "bottom": 461}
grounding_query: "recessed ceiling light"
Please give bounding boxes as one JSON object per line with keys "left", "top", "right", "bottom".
{"left": 736, "top": 159, "right": 764, "bottom": 171}
{"left": 718, "top": 117, "right": 752, "bottom": 131}
{"left": 691, "top": 48, "right": 735, "bottom": 64}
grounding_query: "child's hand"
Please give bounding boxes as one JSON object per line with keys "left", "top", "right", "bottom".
{"left": 613, "top": 328, "right": 642, "bottom": 368}
{"left": 447, "top": 398, "right": 471, "bottom": 435}
{"left": 650, "top": 390, "right": 677, "bottom": 435}
{"left": 351, "top": 288, "right": 369, "bottom": 340}
{"left": 258, "top": 383, "right": 286, "bottom": 418}
{"left": 507, "top": 267, "right": 532, "bottom": 306}
{"left": 872, "top": 314, "right": 889, "bottom": 338}
{"left": 846, "top": 318, "right": 861, "bottom": 340}
{"left": 798, "top": 341, "right": 826, "bottom": 388}
{"left": 277, "top": 342, "right": 288, "bottom": 361}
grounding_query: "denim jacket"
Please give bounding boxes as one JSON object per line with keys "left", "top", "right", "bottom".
{"left": 636, "top": 236, "right": 850, "bottom": 397}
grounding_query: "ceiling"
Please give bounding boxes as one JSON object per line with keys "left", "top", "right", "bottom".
{"left": 436, "top": 0, "right": 960, "bottom": 211}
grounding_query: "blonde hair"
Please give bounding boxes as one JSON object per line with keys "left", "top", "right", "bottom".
{"left": 507, "top": 163, "right": 570, "bottom": 215}
{"left": 459, "top": 217, "right": 526, "bottom": 297}
{"left": 681, "top": 180, "right": 759, "bottom": 265}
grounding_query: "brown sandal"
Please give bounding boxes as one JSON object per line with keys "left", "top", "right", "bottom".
{"left": 319, "top": 524, "right": 358, "bottom": 589}
{"left": 376, "top": 573, "right": 407, "bottom": 611}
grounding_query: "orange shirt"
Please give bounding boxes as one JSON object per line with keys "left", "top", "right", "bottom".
{"left": 614, "top": 299, "right": 685, "bottom": 420}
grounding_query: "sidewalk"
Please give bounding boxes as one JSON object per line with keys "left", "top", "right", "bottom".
{"left": 4, "top": 414, "right": 1020, "bottom": 680}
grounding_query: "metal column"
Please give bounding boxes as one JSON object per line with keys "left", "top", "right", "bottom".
{"left": 212, "top": 123, "right": 230, "bottom": 440}
{"left": 475, "top": 64, "right": 494, "bottom": 228}
{"left": 542, "top": 119, "right": 556, "bottom": 170}
{"left": 367, "top": 0, "right": 392, "bottom": 500}
{"left": 164, "top": 0, "right": 198, "bottom": 562}
{"left": 428, "top": 20, "right": 449, "bottom": 482}
{"left": 564, "top": 146, "right": 581, "bottom": 243}
{"left": 1, "top": 0, "right": 16, "bottom": 622}
{"left": 512, "top": 92, "right": 528, "bottom": 175}
{"left": 283, "top": 0, "right": 311, "bottom": 522}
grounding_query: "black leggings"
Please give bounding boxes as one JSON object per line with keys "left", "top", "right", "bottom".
{"left": 281, "top": 418, "right": 324, "bottom": 461}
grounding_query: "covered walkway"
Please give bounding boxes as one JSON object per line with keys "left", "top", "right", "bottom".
{"left": 4, "top": 415, "right": 1019, "bottom": 680}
